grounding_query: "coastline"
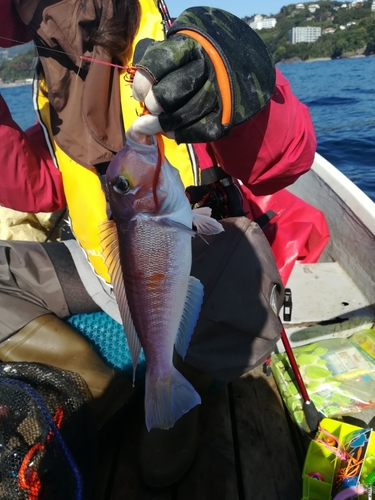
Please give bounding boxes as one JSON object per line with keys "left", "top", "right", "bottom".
{"left": 0, "top": 80, "right": 32, "bottom": 89}
{"left": 305, "top": 57, "right": 331, "bottom": 62}
{"left": 277, "top": 54, "right": 371, "bottom": 64}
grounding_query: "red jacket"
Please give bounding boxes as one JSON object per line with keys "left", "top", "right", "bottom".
{"left": 0, "top": 98, "right": 66, "bottom": 212}
{"left": 0, "top": 0, "right": 31, "bottom": 47}
{"left": 0, "top": 0, "right": 316, "bottom": 213}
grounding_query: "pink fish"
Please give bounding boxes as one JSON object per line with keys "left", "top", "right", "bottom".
{"left": 100, "top": 127, "right": 223, "bottom": 431}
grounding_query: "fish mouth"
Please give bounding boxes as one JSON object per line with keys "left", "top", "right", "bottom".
{"left": 128, "top": 129, "right": 154, "bottom": 146}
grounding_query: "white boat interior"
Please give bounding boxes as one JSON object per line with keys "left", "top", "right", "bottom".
{"left": 279, "top": 152, "right": 375, "bottom": 351}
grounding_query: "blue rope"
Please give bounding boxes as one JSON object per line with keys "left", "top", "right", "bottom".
{"left": 0, "top": 379, "right": 83, "bottom": 500}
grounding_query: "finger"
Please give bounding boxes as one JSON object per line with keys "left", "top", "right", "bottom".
{"left": 137, "top": 35, "right": 201, "bottom": 81}
{"left": 132, "top": 69, "right": 154, "bottom": 102}
{"left": 132, "top": 70, "right": 162, "bottom": 114}
{"left": 144, "top": 90, "right": 163, "bottom": 115}
{"left": 163, "top": 131, "right": 176, "bottom": 140}
{"left": 158, "top": 80, "right": 217, "bottom": 133}
{"left": 132, "top": 114, "right": 163, "bottom": 136}
{"left": 175, "top": 110, "right": 223, "bottom": 144}
{"left": 152, "top": 58, "right": 207, "bottom": 113}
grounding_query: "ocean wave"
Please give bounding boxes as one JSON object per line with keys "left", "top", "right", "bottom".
{"left": 305, "top": 96, "right": 359, "bottom": 107}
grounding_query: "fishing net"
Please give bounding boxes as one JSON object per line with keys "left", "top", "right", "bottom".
{"left": 0, "top": 362, "right": 96, "bottom": 500}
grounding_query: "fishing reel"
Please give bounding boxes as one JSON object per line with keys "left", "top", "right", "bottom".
{"left": 185, "top": 166, "right": 246, "bottom": 220}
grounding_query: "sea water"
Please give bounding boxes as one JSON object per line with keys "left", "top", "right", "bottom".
{"left": 278, "top": 57, "right": 375, "bottom": 200}
{"left": 1, "top": 84, "right": 36, "bottom": 131}
{"left": 1, "top": 57, "right": 375, "bottom": 199}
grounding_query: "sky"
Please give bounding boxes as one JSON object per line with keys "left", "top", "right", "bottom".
{"left": 164, "top": 0, "right": 287, "bottom": 20}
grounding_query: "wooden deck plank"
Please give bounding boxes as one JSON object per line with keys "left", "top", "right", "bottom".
{"left": 104, "top": 391, "right": 173, "bottom": 500}
{"left": 176, "top": 387, "right": 239, "bottom": 500}
{"left": 231, "top": 366, "right": 302, "bottom": 500}
{"left": 95, "top": 367, "right": 303, "bottom": 499}
{"left": 95, "top": 404, "right": 126, "bottom": 500}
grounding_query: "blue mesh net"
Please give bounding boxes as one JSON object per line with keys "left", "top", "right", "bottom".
{"left": 0, "top": 363, "right": 96, "bottom": 500}
{"left": 66, "top": 312, "right": 146, "bottom": 380}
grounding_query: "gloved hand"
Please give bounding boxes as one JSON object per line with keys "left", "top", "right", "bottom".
{"left": 132, "top": 7, "right": 276, "bottom": 144}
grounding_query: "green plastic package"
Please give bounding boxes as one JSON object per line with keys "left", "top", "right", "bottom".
{"left": 272, "top": 328, "right": 375, "bottom": 432}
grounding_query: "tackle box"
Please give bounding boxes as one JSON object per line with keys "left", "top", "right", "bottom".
{"left": 302, "top": 418, "right": 375, "bottom": 500}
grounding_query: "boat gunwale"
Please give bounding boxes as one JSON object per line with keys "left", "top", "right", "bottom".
{"left": 311, "top": 152, "right": 375, "bottom": 234}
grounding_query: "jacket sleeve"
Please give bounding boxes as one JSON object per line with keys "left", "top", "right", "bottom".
{"left": 0, "top": 0, "right": 32, "bottom": 47}
{"left": 0, "top": 94, "right": 66, "bottom": 212}
{"left": 212, "top": 68, "right": 317, "bottom": 195}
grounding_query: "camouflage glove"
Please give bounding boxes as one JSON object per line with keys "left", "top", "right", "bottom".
{"left": 132, "top": 7, "right": 276, "bottom": 144}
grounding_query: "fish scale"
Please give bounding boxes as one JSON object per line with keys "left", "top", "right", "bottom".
{"left": 120, "top": 218, "right": 191, "bottom": 369}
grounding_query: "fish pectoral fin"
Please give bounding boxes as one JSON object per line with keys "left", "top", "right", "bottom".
{"left": 175, "top": 276, "right": 204, "bottom": 359}
{"left": 192, "top": 206, "right": 211, "bottom": 216}
{"left": 192, "top": 208, "right": 225, "bottom": 235}
{"left": 157, "top": 217, "right": 197, "bottom": 237}
{"left": 145, "top": 368, "right": 201, "bottom": 431}
{"left": 99, "top": 220, "right": 142, "bottom": 384}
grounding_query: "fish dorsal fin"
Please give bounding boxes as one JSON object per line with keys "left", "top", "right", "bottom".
{"left": 192, "top": 208, "right": 224, "bottom": 235}
{"left": 174, "top": 276, "right": 204, "bottom": 359}
{"left": 99, "top": 221, "right": 141, "bottom": 384}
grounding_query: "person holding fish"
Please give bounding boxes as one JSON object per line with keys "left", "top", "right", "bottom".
{"left": 0, "top": 0, "right": 316, "bottom": 488}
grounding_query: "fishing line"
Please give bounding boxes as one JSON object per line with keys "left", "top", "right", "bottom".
{"left": 137, "top": 103, "right": 164, "bottom": 211}
{"left": 76, "top": 55, "right": 83, "bottom": 79}
{"left": 0, "top": 35, "right": 133, "bottom": 73}
{"left": 1, "top": 33, "right": 142, "bottom": 164}
{"left": 0, "top": 0, "right": 173, "bottom": 65}
{"left": 0, "top": 35, "right": 81, "bottom": 61}
{"left": 80, "top": 55, "right": 128, "bottom": 70}
{"left": 1, "top": 0, "right": 170, "bottom": 180}
{"left": 0, "top": 0, "right": 173, "bottom": 66}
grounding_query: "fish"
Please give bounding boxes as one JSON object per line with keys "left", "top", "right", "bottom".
{"left": 100, "top": 126, "right": 224, "bottom": 431}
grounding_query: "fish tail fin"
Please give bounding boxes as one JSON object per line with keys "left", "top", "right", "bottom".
{"left": 145, "top": 367, "right": 201, "bottom": 431}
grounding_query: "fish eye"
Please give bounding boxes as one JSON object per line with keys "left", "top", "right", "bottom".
{"left": 112, "top": 175, "right": 130, "bottom": 194}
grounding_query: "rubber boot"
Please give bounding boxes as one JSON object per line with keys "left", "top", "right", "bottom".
{"left": 0, "top": 314, "right": 134, "bottom": 429}
{"left": 138, "top": 353, "right": 218, "bottom": 488}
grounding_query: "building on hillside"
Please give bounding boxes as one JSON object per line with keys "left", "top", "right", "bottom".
{"left": 296, "top": 3, "right": 305, "bottom": 9}
{"left": 324, "top": 27, "right": 336, "bottom": 33}
{"left": 0, "top": 49, "right": 10, "bottom": 60}
{"left": 371, "top": 0, "right": 375, "bottom": 11}
{"left": 289, "top": 26, "right": 322, "bottom": 43}
{"left": 308, "top": 4, "right": 320, "bottom": 12}
{"left": 250, "top": 17, "right": 277, "bottom": 30}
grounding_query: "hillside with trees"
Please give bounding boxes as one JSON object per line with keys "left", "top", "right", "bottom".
{"left": 0, "top": 1, "right": 374, "bottom": 82}
{"left": 255, "top": 0, "right": 375, "bottom": 62}
{"left": 0, "top": 48, "right": 35, "bottom": 83}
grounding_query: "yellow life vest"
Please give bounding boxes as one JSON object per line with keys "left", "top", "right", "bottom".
{"left": 36, "top": 0, "right": 195, "bottom": 284}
